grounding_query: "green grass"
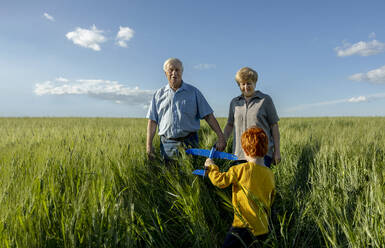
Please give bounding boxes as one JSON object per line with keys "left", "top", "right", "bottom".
{"left": 0, "top": 117, "right": 384, "bottom": 247}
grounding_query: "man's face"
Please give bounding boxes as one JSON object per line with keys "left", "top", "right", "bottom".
{"left": 239, "top": 81, "right": 256, "bottom": 98}
{"left": 165, "top": 62, "right": 183, "bottom": 90}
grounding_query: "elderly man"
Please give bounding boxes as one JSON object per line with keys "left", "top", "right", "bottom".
{"left": 146, "top": 58, "right": 226, "bottom": 161}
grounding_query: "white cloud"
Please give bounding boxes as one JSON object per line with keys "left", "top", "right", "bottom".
{"left": 66, "top": 25, "right": 106, "bottom": 51}
{"left": 34, "top": 78, "right": 154, "bottom": 107}
{"left": 43, "top": 13, "right": 55, "bottom": 22}
{"left": 194, "top": 64, "right": 216, "bottom": 70}
{"left": 369, "top": 32, "right": 376, "bottom": 39}
{"left": 286, "top": 93, "right": 385, "bottom": 113}
{"left": 335, "top": 40, "right": 385, "bottom": 57}
{"left": 348, "top": 96, "right": 367, "bottom": 102}
{"left": 55, "top": 77, "right": 69, "bottom": 82}
{"left": 348, "top": 65, "right": 385, "bottom": 84}
{"left": 116, "top": 26, "right": 134, "bottom": 48}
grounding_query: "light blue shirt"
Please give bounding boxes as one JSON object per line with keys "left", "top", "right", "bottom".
{"left": 146, "top": 81, "right": 213, "bottom": 139}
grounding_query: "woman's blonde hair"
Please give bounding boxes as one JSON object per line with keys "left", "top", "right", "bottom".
{"left": 235, "top": 67, "right": 258, "bottom": 85}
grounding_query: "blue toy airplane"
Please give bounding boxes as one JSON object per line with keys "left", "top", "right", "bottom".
{"left": 187, "top": 147, "right": 238, "bottom": 177}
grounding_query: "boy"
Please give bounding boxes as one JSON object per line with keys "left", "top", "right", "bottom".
{"left": 205, "top": 127, "right": 275, "bottom": 247}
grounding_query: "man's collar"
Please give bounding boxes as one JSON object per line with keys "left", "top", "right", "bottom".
{"left": 166, "top": 80, "right": 185, "bottom": 92}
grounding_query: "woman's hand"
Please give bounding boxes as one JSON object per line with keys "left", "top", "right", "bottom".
{"left": 273, "top": 150, "right": 281, "bottom": 165}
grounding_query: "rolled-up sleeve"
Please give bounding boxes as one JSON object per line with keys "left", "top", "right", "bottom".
{"left": 146, "top": 93, "right": 158, "bottom": 123}
{"left": 265, "top": 96, "right": 279, "bottom": 125}
{"left": 227, "top": 99, "right": 235, "bottom": 125}
{"left": 195, "top": 89, "right": 213, "bottom": 119}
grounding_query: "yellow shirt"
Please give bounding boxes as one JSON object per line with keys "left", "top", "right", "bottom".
{"left": 207, "top": 162, "right": 275, "bottom": 236}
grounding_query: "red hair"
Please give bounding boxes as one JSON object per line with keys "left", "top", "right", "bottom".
{"left": 241, "top": 127, "right": 268, "bottom": 157}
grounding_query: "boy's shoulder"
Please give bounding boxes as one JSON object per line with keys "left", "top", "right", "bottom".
{"left": 235, "top": 162, "right": 274, "bottom": 184}
{"left": 231, "top": 162, "right": 273, "bottom": 174}
{"left": 248, "top": 162, "right": 275, "bottom": 178}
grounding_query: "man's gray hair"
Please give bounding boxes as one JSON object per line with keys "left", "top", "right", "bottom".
{"left": 163, "top": 58, "right": 184, "bottom": 72}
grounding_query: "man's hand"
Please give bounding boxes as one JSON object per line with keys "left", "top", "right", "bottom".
{"left": 146, "top": 145, "right": 156, "bottom": 160}
{"left": 215, "top": 135, "right": 226, "bottom": 152}
{"left": 146, "top": 119, "right": 157, "bottom": 160}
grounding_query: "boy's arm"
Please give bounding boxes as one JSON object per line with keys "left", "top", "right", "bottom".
{"left": 205, "top": 158, "right": 237, "bottom": 188}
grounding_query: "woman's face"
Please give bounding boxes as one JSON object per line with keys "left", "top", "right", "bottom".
{"left": 239, "top": 81, "right": 256, "bottom": 98}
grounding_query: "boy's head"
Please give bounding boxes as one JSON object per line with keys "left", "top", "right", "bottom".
{"left": 241, "top": 127, "right": 268, "bottom": 158}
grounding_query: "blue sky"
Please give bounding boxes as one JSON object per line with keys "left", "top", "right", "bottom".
{"left": 1, "top": 0, "right": 385, "bottom": 117}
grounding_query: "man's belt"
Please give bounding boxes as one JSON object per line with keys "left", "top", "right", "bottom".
{"left": 168, "top": 132, "right": 196, "bottom": 142}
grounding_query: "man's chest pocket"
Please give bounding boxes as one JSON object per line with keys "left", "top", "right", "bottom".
{"left": 179, "top": 96, "right": 196, "bottom": 117}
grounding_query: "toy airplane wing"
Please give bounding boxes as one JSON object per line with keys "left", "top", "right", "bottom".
{"left": 190, "top": 147, "right": 215, "bottom": 177}
{"left": 192, "top": 169, "right": 206, "bottom": 176}
{"left": 212, "top": 150, "right": 238, "bottom": 160}
{"left": 186, "top": 148, "right": 238, "bottom": 160}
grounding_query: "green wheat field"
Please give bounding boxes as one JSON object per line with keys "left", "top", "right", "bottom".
{"left": 0, "top": 117, "right": 384, "bottom": 247}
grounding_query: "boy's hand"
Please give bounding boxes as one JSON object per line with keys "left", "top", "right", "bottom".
{"left": 204, "top": 158, "right": 214, "bottom": 176}
{"left": 205, "top": 158, "right": 214, "bottom": 167}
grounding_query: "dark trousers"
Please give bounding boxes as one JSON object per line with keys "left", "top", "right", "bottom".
{"left": 231, "top": 156, "right": 272, "bottom": 168}
{"left": 264, "top": 156, "right": 272, "bottom": 168}
{"left": 222, "top": 227, "right": 268, "bottom": 248}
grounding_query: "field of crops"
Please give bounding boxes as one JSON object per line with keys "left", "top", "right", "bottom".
{"left": 0, "top": 117, "right": 384, "bottom": 247}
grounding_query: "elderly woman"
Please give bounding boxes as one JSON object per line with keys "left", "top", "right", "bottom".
{"left": 223, "top": 67, "right": 281, "bottom": 167}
